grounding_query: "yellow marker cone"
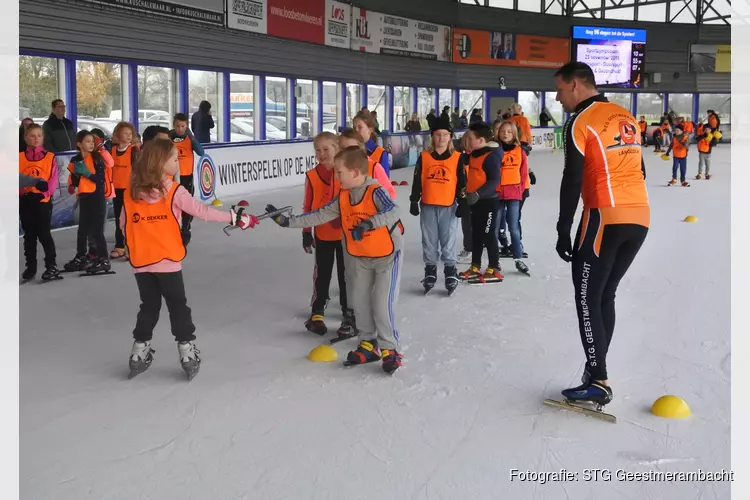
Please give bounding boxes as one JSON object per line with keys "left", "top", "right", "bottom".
{"left": 651, "top": 395, "right": 691, "bottom": 419}
{"left": 661, "top": 154, "right": 670, "bottom": 161}
{"left": 308, "top": 345, "right": 338, "bottom": 363}
{"left": 211, "top": 199, "right": 224, "bottom": 207}
{"left": 684, "top": 215, "right": 698, "bottom": 223}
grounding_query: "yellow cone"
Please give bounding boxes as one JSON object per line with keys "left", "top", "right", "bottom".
{"left": 308, "top": 345, "right": 338, "bottom": 363}
{"left": 651, "top": 395, "right": 691, "bottom": 419}
{"left": 684, "top": 215, "right": 698, "bottom": 223}
{"left": 661, "top": 154, "right": 670, "bottom": 161}
{"left": 211, "top": 199, "right": 224, "bottom": 207}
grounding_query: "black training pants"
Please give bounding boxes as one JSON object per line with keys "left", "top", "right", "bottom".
{"left": 133, "top": 271, "right": 196, "bottom": 343}
{"left": 112, "top": 188, "right": 125, "bottom": 248}
{"left": 460, "top": 201, "right": 472, "bottom": 252}
{"left": 77, "top": 194, "right": 108, "bottom": 259}
{"left": 180, "top": 176, "right": 194, "bottom": 233}
{"left": 572, "top": 209, "right": 648, "bottom": 381}
{"left": 470, "top": 198, "right": 499, "bottom": 269}
{"left": 19, "top": 195, "right": 56, "bottom": 270}
{"left": 311, "top": 237, "right": 348, "bottom": 314}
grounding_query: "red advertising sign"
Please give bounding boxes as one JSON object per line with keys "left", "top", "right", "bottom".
{"left": 267, "top": 0, "right": 326, "bottom": 45}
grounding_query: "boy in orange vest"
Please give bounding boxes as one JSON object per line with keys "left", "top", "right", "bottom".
{"left": 169, "top": 113, "right": 204, "bottom": 246}
{"left": 302, "top": 132, "right": 357, "bottom": 342}
{"left": 667, "top": 124, "right": 690, "bottom": 187}
{"left": 267, "top": 147, "right": 405, "bottom": 374}
{"left": 696, "top": 127, "right": 718, "bottom": 179}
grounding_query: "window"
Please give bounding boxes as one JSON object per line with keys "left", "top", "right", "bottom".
{"left": 138, "top": 66, "right": 177, "bottom": 135}
{"left": 367, "top": 85, "right": 387, "bottom": 132}
{"left": 189, "top": 70, "right": 220, "bottom": 142}
{"left": 296, "top": 79, "right": 317, "bottom": 138}
{"left": 20, "top": 55, "right": 60, "bottom": 121}
{"left": 670, "top": 0, "right": 697, "bottom": 23}
{"left": 544, "top": 0, "right": 564, "bottom": 15}
{"left": 346, "top": 83, "right": 362, "bottom": 126}
{"left": 393, "top": 87, "right": 413, "bottom": 131}
{"left": 699, "top": 94, "right": 731, "bottom": 124}
{"left": 229, "top": 73, "right": 255, "bottom": 142}
{"left": 517, "top": 91, "right": 540, "bottom": 126}
{"left": 543, "top": 92, "right": 563, "bottom": 126}
{"left": 322, "top": 81, "right": 339, "bottom": 133}
{"left": 418, "top": 87, "right": 436, "bottom": 129}
{"left": 266, "top": 76, "right": 289, "bottom": 139}
{"left": 604, "top": 93, "right": 633, "bottom": 114}
{"left": 76, "top": 61, "right": 122, "bottom": 141}
{"left": 459, "top": 90, "right": 484, "bottom": 127}
{"left": 637, "top": 2, "right": 667, "bottom": 22}
{"left": 488, "top": 0, "right": 514, "bottom": 8}
{"left": 438, "top": 89, "right": 453, "bottom": 116}
{"left": 518, "top": 0, "right": 541, "bottom": 12}
{"left": 668, "top": 93, "right": 694, "bottom": 121}
{"left": 637, "top": 93, "right": 664, "bottom": 124}
{"left": 606, "top": 6, "right": 634, "bottom": 20}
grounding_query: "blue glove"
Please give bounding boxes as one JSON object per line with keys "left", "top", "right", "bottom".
{"left": 73, "top": 161, "right": 91, "bottom": 178}
{"left": 351, "top": 219, "right": 374, "bottom": 241}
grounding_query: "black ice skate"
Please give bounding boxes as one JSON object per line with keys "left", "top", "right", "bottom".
{"left": 41, "top": 266, "right": 63, "bottom": 282}
{"left": 128, "top": 341, "right": 155, "bottom": 379}
{"left": 444, "top": 265, "right": 459, "bottom": 295}
{"left": 331, "top": 309, "right": 357, "bottom": 344}
{"left": 81, "top": 258, "right": 115, "bottom": 277}
{"left": 381, "top": 349, "right": 403, "bottom": 375}
{"left": 544, "top": 381, "right": 616, "bottom": 423}
{"left": 305, "top": 314, "right": 328, "bottom": 336}
{"left": 421, "top": 265, "right": 437, "bottom": 294}
{"left": 343, "top": 340, "right": 381, "bottom": 366}
{"left": 63, "top": 255, "right": 89, "bottom": 273}
{"left": 178, "top": 341, "right": 201, "bottom": 381}
{"left": 515, "top": 259, "right": 530, "bottom": 275}
{"left": 21, "top": 267, "right": 36, "bottom": 283}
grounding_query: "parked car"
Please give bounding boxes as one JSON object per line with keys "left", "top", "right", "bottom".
{"left": 77, "top": 119, "right": 118, "bottom": 140}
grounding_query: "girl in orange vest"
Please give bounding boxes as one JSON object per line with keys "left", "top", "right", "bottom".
{"left": 409, "top": 118, "right": 466, "bottom": 294}
{"left": 494, "top": 121, "right": 529, "bottom": 274}
{"left": 338, "top": 129, "right": 397, "bottom": 199}
{"left": 352, "top": 111, "right": 390, "bottom": 177}
{"left": 110, "top": 122, "right": 139, "bottom": 259}
{"left": 456, "top": 132, "right": 473, "bottom": 264}
{"left": 696, "top": 127, "right": 718, "bottom": 179}
{"left": 638, "top": 116, "right": 648, "bottom": 146}
{"left": 667, "top": 124, "right": 690, "bottom": 187}
{"left": 301, "top": 132, "right": 357, "bottom": 341}
{"left": 267, "top": 147, "right": 405, "bottom": 374}
{"left": 19, "top": 123, "right": 60, "bottom": 282}
{"left": 63, "top": 130, "right": 115, "bottom": 275}
{"left": 121, "top": 139, "right": 258, "bottom": 380}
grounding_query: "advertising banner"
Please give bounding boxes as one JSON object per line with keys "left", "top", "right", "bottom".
{"left": 227, "top": 0, "right": 267, "bottom": 34}
{"left": 325, "top": 0, "right": 351, "bottom": 48}
{"left": 83, "top": 0, "right": 224, "bottom": 25}
{"left": 453, "top": 28, "right": 569, "bottom": 68}
{"left": 690, "top": 44, "right": 731, "bottom": 73}
{"left": 350, "top": 8, "right": 451, "bottom": 61}
{"left": 267, "top": 0, "right": 325, "bottom": 45}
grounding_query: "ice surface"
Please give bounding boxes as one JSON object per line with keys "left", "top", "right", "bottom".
{"left": 20, "top": 147, "right": 731, "bottom": 499}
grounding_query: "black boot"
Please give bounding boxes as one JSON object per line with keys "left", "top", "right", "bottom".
{"left": 444, "top": 265, "right": 459, "bottom": 295}
{"left": 331, "top": 309, "right": 358, "bottom": 344}
{"left": 21, "top": 267, "right": 36, "bottom": 282}
{"left": 422, "top": 265, "right": 437, "bottom": 294}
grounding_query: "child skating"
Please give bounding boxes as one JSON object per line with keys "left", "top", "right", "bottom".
{"left": 666, "top": 124, "right": 690, "bottom": 187}
{"left": 408, "top": 118, "right": 466, "bottom": 294}
{"left": 121, "top": 139, "right": 258, "bottom": 380}
{"left": 267, "top": 147, "right": 405, "bottom": 374}
{"left": 696, "top": 127, "right": 718, "bottom": 180}
{"left": 110, "top": 121, "right": 139, "bottom": 259}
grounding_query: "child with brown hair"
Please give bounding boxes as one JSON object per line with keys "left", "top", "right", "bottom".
{"left": 301, "top": 132, "right": 356, "bottom": 341}
{"left": 267, "top": 147, "right": 405, "bottom": 374}
{"left": 338, "top": 129, "right": 396, "bottom": 199}
{"left": 169, "top": 113, "right": 205, "bottom": 245}
{"left": 121, "top": 139, "right": 259, "bottom": 380}
{"left": 19, "top": 123, "right": 60, "bottom": 282}
{"left": 110, "top": 121, "right": 139, "bottom": 259}
{"left": 352, "top": 111, "right": 390, "bottom": 177}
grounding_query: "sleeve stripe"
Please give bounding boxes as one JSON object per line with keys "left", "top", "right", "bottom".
{"left": 373, "top": 187, "right": 395, "bottom": 213}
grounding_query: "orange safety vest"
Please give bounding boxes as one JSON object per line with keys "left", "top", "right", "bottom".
{"left": 67, "top": 154, "right": 113, "bottom": 197}
{"left": 466, "top": 152, "right": 490, "bottom": 193}
{"left": 697, "top": 124, "right": 705, "bottom": 136}
{"left": 698, "top": 136, "right": 712, "bottom": 153}
{"left": 683, "top": 121, "right": 694, "bottom": 134}
{"left": 638, "top": 121, "right": 647, "bottom": 132}
{"left": 368, "top": 145, "right": 386, "bottom": 168}
{"left": 367, "top": 157, "right": 376, "bottom": 178}
{"left": 123, "top": 183, "right": 186, "bottom": 268}
{"left": 112, "top": 144, "right": 135, "bottom": 190}
{"left": 498, "top": 146, "right": 522, "bottom": 187}
{"left": 306, "top": 167, "right": 341, "bottom": 242}
{"left": 420, "top": 151, "right": 460, "bottom": 207}
{"left": 510, "top": 115, "right": 531, "bottom": 144}
{"left": 19, "top": 151, "right": 54, "bottom": 202}
{"left": 340, "top": 184, "right": 403, "bottom": 258}
{"left": 708, "top": 114, "right": 719, "bottom": 129}
{"left": 173, "top": 135, "right": 195, "bottom": 177}
{"left": 672, "top": 135, "right": 689, "bottom": 159}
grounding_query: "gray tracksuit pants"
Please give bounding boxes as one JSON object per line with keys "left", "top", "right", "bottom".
{"left": 420, "top": 203, "right": 458, "bottom": 267}
{"left": 345, "top": 249, "right": 403, "bottom": 351}
{"left": 698, "top": 152, "right": 712, "bottom": 175}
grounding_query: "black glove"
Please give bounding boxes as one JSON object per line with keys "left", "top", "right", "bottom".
{"left": 465, "top": 192, "right": 480, "bottom": 206}
{"left": 555, "top": 232, "right": 573, "bottom": 262}
{"left": 34, "top": 179, "right": 49, "bottom": 192}
{"left": 409, "top": 202, "right": 420, "bottom": 216}
{"left": 521, "top": 142, "right": 532, "bottom": 155}
{"left": 302, "top": 231, "right": 315, "bottom": 254}
{"left": 351, "top": 219, "right": 374, "bottom": 241}
{"left": 455, "top": 202, "right": 462, "bottom": 218}
{"left": 529, "top": 171, "right": 536, "bottom": 185}
{"left": 265, "top": 204, "right": 289, "bottom": 227}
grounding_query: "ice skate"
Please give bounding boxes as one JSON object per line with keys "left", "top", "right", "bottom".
{"left": 421, "top": 265, "right": 437, "bottom": 294}
{"left": 705, "top": 173, "right": 712, "bottom": 180}
{"left": 667, "top": 178, "right": 677, "bottom": 186}
{"left": 467, "top": 266, "right": 504, "bottom": 284}
{"left": 695, "top": 173, "right": 703, "bottom": 180}
{"left": 128, "top": 341, "right": 155, "bottom": 379}
{"left": 343, "top": 339, "right": 380, "bottom": 366}
{"left": 41, "top": 266, "right": 63, "bottom": 282}
{"left": 21, "top": 267, "right": 36, "bottom": 283}
{"left": 63, "top": 255, "right": 89, "bottom": 273}
{"left": 305, "top": 314, "right": 327, "bottom": 335}
{"left": 681, "top": 181, "right": 690, "bottom": 187}
{"left": 110, "top": 247, "right": 126, "bottom": 259}
{"left": 457, "top": 249, "right": 472, "bottom": 264}
{"left": 498, "top": 246, "right": 512, "bottom": 259}
{"left": 81, "top": 257, "right": 115, "bottom": 276}
{"left": 444, "top": 266, "right": 459, "bottom": 295}
{"left": 459, "top": 264, "right": 481, "bottom": 281}
{"left": 515, "top": 259, "right": 530, "bottom": 275}
{"left": 331, "top": 309, "right": 357, "bottom": 344}
{"left": 381, "top": 349, "right": 403, "bottom": 375}
{"left": 544, "top": 381, "right": 616, "bottom": 423}
{"left": 177, "top": 341, "right": 201, "bottom": 380}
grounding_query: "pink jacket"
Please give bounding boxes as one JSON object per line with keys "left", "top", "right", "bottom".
{"left": 497, "top": 147, "right": 529, "bottom": 201}
{"left": 119, "top": 178, "right": 231, "bottom": 273}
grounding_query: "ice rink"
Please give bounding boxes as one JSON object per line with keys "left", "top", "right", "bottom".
{"left": 20, "top": 146, "right": 731, "bottom": 499}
